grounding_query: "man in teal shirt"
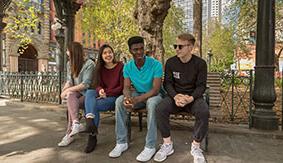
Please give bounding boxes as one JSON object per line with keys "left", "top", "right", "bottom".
{"left": 109, "top": 36, "right": 163, "bottom": 162}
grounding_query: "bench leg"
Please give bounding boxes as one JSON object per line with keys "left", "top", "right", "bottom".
{"left": 138, "top": 112, "right": 143, "bottom": 131}
{"left": 127, "top": 112, "right": 131, "bottom": 142}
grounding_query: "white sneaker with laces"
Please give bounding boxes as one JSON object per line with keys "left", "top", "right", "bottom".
{"left": 108, "top": 143, "right": 128, "bottom": 158}
{"left": 136, "top": 147, "right": 156, "bottom": 162}
{"left": 69, "top": 122, "right": 80, "bottom": 136}
{"left": 190, "top": 143, "right": 206, "bottom": 163}
{"left": 58, "top": 134, "right": 74, "bottom": 147}
{"left": 154, "top": 143, "right": 174, "bottom": 162}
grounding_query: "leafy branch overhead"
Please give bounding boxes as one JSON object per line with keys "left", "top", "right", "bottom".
{"left": 82, "top": 0, "right": 138, "bottom": 58}
{"left": 81, "top": 0, "right": 185, "bottom": 61}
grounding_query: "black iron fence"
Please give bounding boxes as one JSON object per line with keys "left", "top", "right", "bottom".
{"left": 0, "top": 70, "right": 282, "bottom": 125}
{"left": 0, "top": 71, "right": 64, "bottom": 104}
{"left": 220, "top": 70, "right": 282, "bottom": 127}
{"left": 220, "top": 70, "right": 254, "bottom": 125}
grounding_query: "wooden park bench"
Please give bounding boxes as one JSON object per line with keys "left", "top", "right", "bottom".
{"left": 126, "top": 88, "right": 210, "bottom": 152}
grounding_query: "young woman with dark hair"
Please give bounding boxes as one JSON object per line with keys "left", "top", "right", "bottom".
{"left": 58, "top": 42, "right": 95, "bottom": 147}
{"left": 83, "top": 44, "right": 124, "bottom": 153}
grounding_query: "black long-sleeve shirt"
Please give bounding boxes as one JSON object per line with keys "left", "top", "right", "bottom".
{"left": 164, "top": 55, "right": 207, "bottom": 100}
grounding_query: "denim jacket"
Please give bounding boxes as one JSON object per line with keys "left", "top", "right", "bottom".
{"left": 66, "top": 59, "right": 95, "bottom": 95}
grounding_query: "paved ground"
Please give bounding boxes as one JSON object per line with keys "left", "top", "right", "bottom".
{"left": 0, "top": 99, "right": 283, "bottom": 163}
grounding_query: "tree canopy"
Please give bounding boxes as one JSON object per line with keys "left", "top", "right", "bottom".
{"left": 228, "top": 0, "right": 283, "bottom": 43}
{"left": 163, "top": 3, "right": 185, "bottom": 58}
{"left": 203, "top": 22, "right": 236, "bottom": 72}
{"left": 82, "top": 0, "right": 185, "bottom": 62}
{"left": 82, "top": 0, "right": 138, "bottom": 59}
{"left": 226, "top": 0, "right": 283, "bottom": 70}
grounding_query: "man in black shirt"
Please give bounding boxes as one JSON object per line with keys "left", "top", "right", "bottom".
{"left": 153, "top": 33, "right": 209, "bottom": 163}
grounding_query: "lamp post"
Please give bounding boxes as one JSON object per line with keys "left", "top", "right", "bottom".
{"left": 52, "top": 18, "right": 66, "bottom": 104}
{"left": 52, "top": 18, "right": 66, "bottom": 73}
{"left": 207, "top": 49, "right": 213, "bottom": 72}
{"left": 252, "top": 0, "right": 278, "bottom": 130}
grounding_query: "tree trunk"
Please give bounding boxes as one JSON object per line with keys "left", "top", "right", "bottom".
{"left": 193, "top": 0, "right": 202, "bottom": 57}
{"left": 134, "top": 0, "right": 171, "bottom": 65}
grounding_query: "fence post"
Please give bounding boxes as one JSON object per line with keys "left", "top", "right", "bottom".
{"left": 59, "top": 71, "right": 62, "bottom": 104}
{"left": 20, "top": 72, "right": 23, "bottom": 102}
{"left": 231, "top": 70, "right": 235, "bottom": 121}
{"left": 249, "top": 70, "right": 253, "bottom": 129}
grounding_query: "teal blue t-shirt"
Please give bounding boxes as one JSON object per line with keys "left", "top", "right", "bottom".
{"left": 123, "top": 56, "right": 163, "bottom": 93}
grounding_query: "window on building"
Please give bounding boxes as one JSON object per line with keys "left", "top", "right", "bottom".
{"left": 88, "top": 32, "right": 91, "bottom": 48}
{"left": 38, "top": 22, "right": 42, "bottom": 34}
{"left": 31, "top": 26, "right": 35, "bottom": 33}
{"left": 82, "top": 32, "right": 86, "bottom": 47}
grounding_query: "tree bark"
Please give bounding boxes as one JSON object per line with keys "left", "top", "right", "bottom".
{"left": 193, "top": 0, "right": 202, "bottom": 57}
{"left": 134, "top": 0, "right": 171, "bottom": 65}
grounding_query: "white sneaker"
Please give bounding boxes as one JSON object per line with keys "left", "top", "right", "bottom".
{"left": 190, "top": 143, "right": 206, "bottom": 163}
{"left": 69, "top": 122, "right": 80, "bottom": 137}
{"left": 154, "top": 143, "right": 174, "bottom": 162}
{"left": 136, "top": 147, "right": 156, "bottom": 162}
{"left": 108, "top": 143, "right": 128, "bottom": 158}
{"left": 58, "top": 134, "right": 74, "bottom": 147}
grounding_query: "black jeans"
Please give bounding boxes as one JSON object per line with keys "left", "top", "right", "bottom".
{"left": 156, "top": 96, "right": 209, "bottom": 142}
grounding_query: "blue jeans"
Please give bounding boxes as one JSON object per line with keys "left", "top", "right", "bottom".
{"left": 84, "top": 89, "right": 117, "bottom": 127}
{"left": 115, "top": 92, "right": 162, "bottom": 149}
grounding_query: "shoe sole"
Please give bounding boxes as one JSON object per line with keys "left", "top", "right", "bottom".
{"left": 154, "top": 149, "right": 175, "bottom": 162}
{"left": 58, "top": 139, "right": 74, "bottom": 147}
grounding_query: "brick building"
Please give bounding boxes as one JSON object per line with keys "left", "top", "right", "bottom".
{"left": 1, "top": 0, "right": 50, "bottom": 72}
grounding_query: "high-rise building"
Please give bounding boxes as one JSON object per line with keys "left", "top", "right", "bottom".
{"left": 207, "top": 0, "right": 222, "bottom": 20}
{"left": 174, "top": 0, "right": 194, "bottom": 32}
{"left": 174, "top": 0, "right": 225, "bottom": 32}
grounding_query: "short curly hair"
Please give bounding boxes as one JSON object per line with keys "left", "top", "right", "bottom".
{"left": 128, "top": 36, "right": 144, "bottom": 49}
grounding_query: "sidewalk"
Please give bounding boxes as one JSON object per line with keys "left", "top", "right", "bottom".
{"left": 0, "top": 99, "right": 283, "bottom": 163}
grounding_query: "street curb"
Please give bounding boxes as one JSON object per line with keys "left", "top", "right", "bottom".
{"left": 3, "top": 100, "right": 283, "bottom": 140}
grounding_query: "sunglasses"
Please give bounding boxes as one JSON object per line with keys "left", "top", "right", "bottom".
{"left": 173, "top": 44, "right": 191, "bottom": 50}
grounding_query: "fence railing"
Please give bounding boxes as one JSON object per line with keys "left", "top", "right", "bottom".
{"left": 0, "top": 70, "right": 281, "bottom": 125}
{"left": 0, "top": 71, "right": 64, "bottom": 104}
{"left": 219, "top": 70, "right": 254, "bottom": 125}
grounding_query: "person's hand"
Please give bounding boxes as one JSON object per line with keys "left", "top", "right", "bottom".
{"left": 175, "top": 95, "right": 194, "bottom": 107}
{"left": 98, "top": 89, "right": 106, "bottom": 98}
{"left": 130, "top": 96, "right": 143, "bottom": 106}
{"left": 61, "top": 89, "right": 69, "bottom": 99}
{"left": 174, "top": 94, "right": 186, "bottom": 107}
{"left": 123, "top": 96, "right": 133, "bottom": 112}
{"left": 183, "top": 95, "right": 194, "bottom": 105}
